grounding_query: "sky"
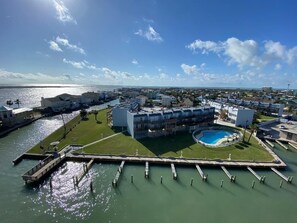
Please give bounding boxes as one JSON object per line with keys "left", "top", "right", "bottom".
{"left": 0, "top": 0, "right": 297, "bottom": 88}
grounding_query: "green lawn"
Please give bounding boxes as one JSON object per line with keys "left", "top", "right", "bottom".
{"left": 28, "top": 109, "right": 119, "bottom": 154}
{"left": 80, "top": 131, "right": 274, "bottom": 162}
{"left": 28, "top": 108, "right": 274, "bottom": 162}
{"left": 257, "top": 114, "right": 276, "bottom": 122}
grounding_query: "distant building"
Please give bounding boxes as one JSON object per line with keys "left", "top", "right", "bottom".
{"left": 127, "top": 107, "right": 215, "bottom": 139}
{"left": 111, "top": 100, "right": 139, "bottom": 127}
{"left": 41, "top": 91, "right": 115, "bottom": 113}
{"left": 262, "top": 87, "right": 273, "bottom": 93}
{"left": 0, "top": 104, "right": 34, "bottom": 128}
{"left": 0, "top": 105, "right": 13, "bottom": 127}
{"left": 136, "top": 95, "right": 148, "bottom": 106}
{"left": 207, "top": 100, "right": 255, "bottom": 127}
{"left": 216, "top": 98, "right": 284, "bottom": 117}
{"left": 227, "top": 106, "right": 254, "bottom": 127}
{"left": 161, "top": 96, "right": 172, "bottom": 107}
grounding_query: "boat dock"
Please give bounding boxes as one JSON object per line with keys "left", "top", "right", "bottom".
{"left": 112, "top": 161, "right": 125, "bottom": 187}
{"left": 247, "top": 166, "right": 265, "bottom": 183}
{"left": 271, "top": 168, "right": 293, "bottom": 183}
{"left": 265, "top": 140, "right": 274, "bottom": 148}
{"left": 75, "top": 159, "right": 94, "bottom": 185}
{"left": 171, "top": 163, "right": 177, "bottom": 180}
{"left": 289, "top": 142, "right": 297, "bottom": 151}
{"left": 221, "top": 166, "right": 236, "bottom": 182}
{"left": 22, "top": 154, "right": 65, "bottom": 184}
{"left": 145, "top": 162, "right": 149, "bottom": 178}
{"left": 195, "top": 165, "right": 207, "bottom": 181}
{"left": 276, "top": 140, "right": 289, "bottom": 150}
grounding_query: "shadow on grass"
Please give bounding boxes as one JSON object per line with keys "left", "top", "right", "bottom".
{"left": 136, "top": 132, "right": 196, "bottom": 156}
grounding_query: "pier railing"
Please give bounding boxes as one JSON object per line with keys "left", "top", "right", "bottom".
{"left": 22, "top": 155, "right": 53, "bottom": 177}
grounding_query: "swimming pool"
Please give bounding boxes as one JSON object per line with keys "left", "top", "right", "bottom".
{"left": 197, "top": 130, "right": 233, "bottom": 145}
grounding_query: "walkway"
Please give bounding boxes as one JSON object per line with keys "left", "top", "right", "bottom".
{"left": 67, "top": 154, "right": 286, "bottom": 168}
{"left": 82, "top": 132, "right": 124, "bottom": 148}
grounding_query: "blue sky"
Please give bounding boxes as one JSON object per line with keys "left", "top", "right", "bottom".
{"left": 0, "top": 0, "right": 296, "bottom": 88}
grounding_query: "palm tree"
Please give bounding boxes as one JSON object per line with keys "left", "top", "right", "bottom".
{"left": 92, "top": 110, "right": 99, "bottom": 123}
{"left": 14, "top": 99, "right": 21, "bottom": 108}
{"left": 80, "top": 109, "right": 88, "bottom": 120}
{"left": 248, "top": 124, "right": 258, "bottom": 143}
{"left": 6, "top": 100, "right": 13, "bottom": 107}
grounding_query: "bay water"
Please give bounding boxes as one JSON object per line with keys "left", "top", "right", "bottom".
{"left": 0, "top": 86, "right": 297, "bottom": 223}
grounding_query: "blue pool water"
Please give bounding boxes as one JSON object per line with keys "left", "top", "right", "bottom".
{"left": 199, "top": 130, "right": 233, "bottom": 145}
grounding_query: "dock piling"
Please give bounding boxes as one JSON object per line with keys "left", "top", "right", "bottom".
{"left": 161, "top": 176, "right": 163, "bottom": 184}
{"left": 171, "top": 163, "right": 177, "bottom": 180}
{"left": 280, "top": 180, "right": 283, "bottom": 188}
{"left": 90, "top": 181, "right": 93, "bottom": 192}
{"left": 191, "top": 178, "right": 193, "bottom": 186}
{"left": 145, "top": 162, "right": 149, "bottom": 179}
{"left": 252, "top": 180, "right": 255, "bottom": 188}
{"left": 221, "top": 180, "right": 224, "bottom": 187}
{"left": 131, "top": 175, "right": 133, "bottom": 183}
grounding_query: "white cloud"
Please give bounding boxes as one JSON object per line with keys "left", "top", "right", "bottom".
{"left": 49, "top": 40, "right": 63, "bottom": 52}
{"left": 0, "top": 69, "right": 72, "bottom": 84}
{"left": 63, "top": 58, "right": 84, "bottom": 69}
{"left": 159, "top": 73, "right": 168, "bottom": 79}
{"left": 181, "top": 64, "right": 198, "bottom": 75}
{"left": 224, "top": 37, "right": 264, "bottom": 68}
{"left": 132, "top": 59, "right": 138, "bottom": 65}
{"left": 274, "top": 63, "right": 282, "bottom": 70}
{"left": 55, "top": 36, "right": 85, "bottom": 54}
{"left": 135, "top": 25, "right": 163, "bottom": 42}
{"left": 264, "top": 41, "right": 286, "bottom": 59}
{"left": 187, "top": 37, "right": 297, "bottom": 68}
{"left": 53, "top": 0, "right": 77, "bottom": 24}
{"left": 186, "top": 39, "right": 221, "bottom": 54}
{"left": 62, "top": 58, "right": 100, "bottom": 70}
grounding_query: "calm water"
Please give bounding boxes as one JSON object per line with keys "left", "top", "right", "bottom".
{"left": 0, "top": 87, "right": 297, "bottom": 222}
{"left": 0, "top": 85, "right": 117, "bottom": 108}
{"left": 199, "top": 130, "right": 233, "bottom": 144}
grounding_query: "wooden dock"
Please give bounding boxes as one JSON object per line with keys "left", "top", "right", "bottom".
{"left": 289, "top": 142, "right": 297, "bottom": 151}
{"left": 75, "top": 159, "right": 94, "bottom": 185}
{"left": 195, "top": 165, "right": 207, "bottom": 181}
{"left": 112, "top": 161, "right": 125, "bottom": 187}
{"left": 145, "top": 162, "right": 149, "bottom": 178}
{"left": 221, "top": 166, "right": 236, "bottom": 182}
{"left": 265, "top": 140, "right": 274, "bottom": 148}
{"left": 271, "top": 168, "right": 293, "bottom": 183}
{"left": 171, "top": 163, "right": 177, "bottom": 180}
{"left": 276, "top": 140, "right": 289, "bottom": 150}
{"left": 247, "top": 166, "right": 265, "bottom": 183}
{"left": 22, "top": 154, "right": 65, "bottom": 184}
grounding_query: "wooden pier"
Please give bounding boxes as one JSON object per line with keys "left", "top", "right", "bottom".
{"left": 171, "top": 163, "right": 177, "bottom": 180}
{"left": 195, "top": 165, "right": 207, "bottom": 181}
{"left": 145, "top": 162, "right": 149, "bottom": 178}
{"left": 112, "top": 161, "right": 125, "bottom": 187}
{"left": 265, "top": 140, "right": 274, "bottom": 148}
{"left": 75, "top": 159, "right": 94, "bottom": 185}
{"left": 289, "top": 142, "right": 297, "bottom": 151}
{"left": 221, "top": 166, "right": 236, "bottom": 182}
{"left": 247, "top": 166, "right": 265, "bottom": 183}
{"left": 276, "top": 140, "right": 289, "bottom": 150}
{"left": 22, "top": 154, "right": 65, "bottom": 184}
{"left": 271, "top": 168, "right": 293, "bottom": 183}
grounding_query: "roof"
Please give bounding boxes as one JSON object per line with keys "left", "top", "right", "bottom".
{"left": 12, "top": 107, "right": 33, "bottom": 114}
{"left": 0, "top": 104, "right": 12, "bottom": 112}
